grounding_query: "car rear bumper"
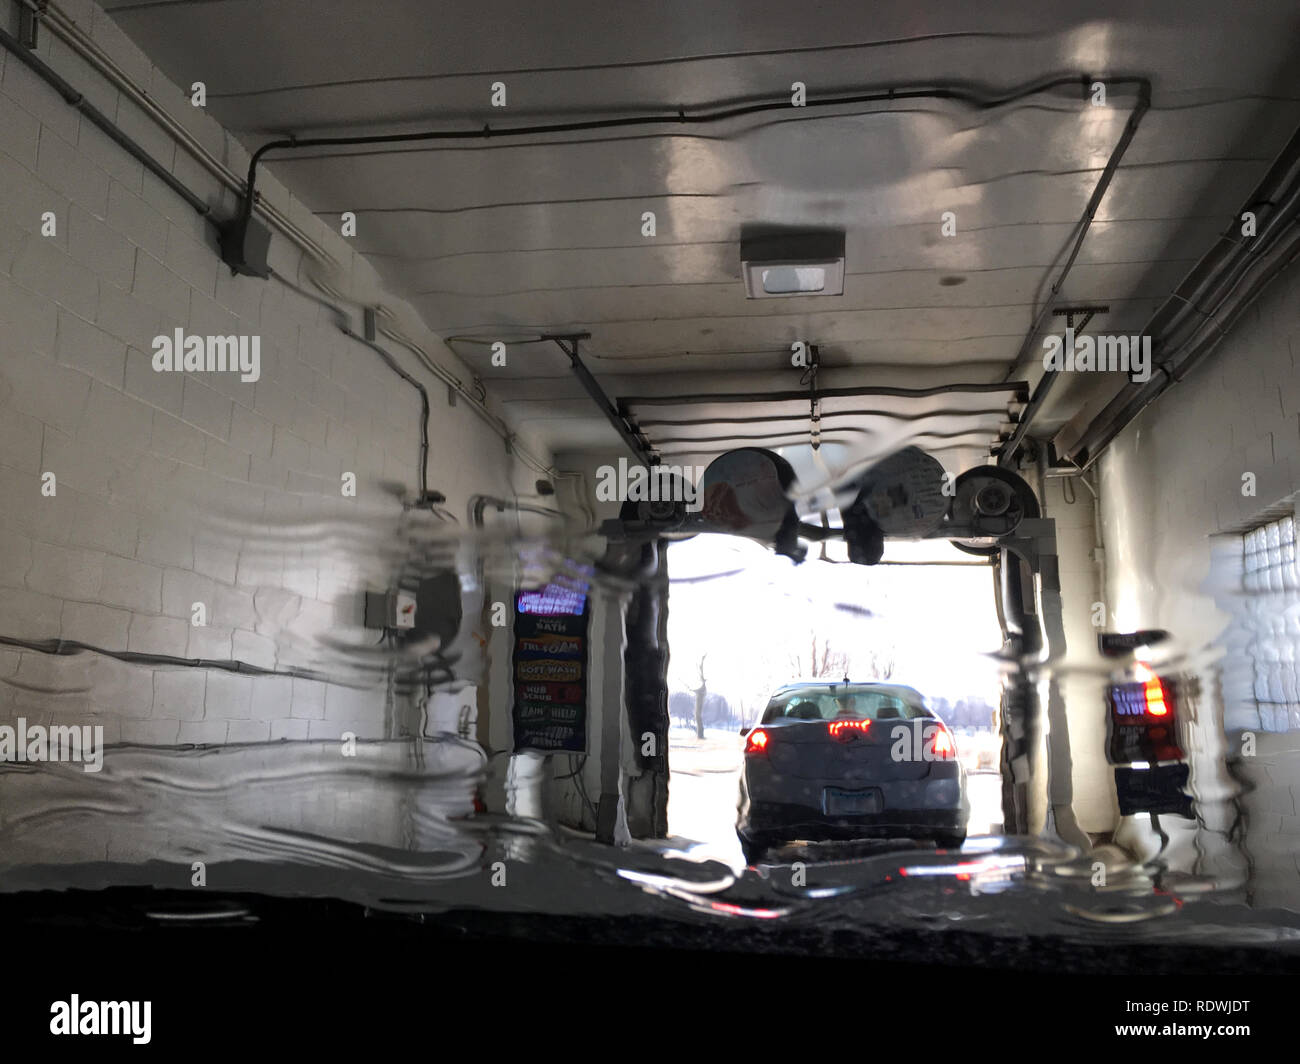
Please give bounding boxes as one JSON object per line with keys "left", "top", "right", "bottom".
{"left": 738, "top": 771, "right": 968, "bottom": 840}
{"left": 738, "top": 801, "right": 966, "bottom": 841}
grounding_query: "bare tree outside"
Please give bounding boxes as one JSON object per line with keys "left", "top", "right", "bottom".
{"left": 783, "top": 630, "right": 898, "bottom": 683}
{"left": 787, "top": 632, "right": 852, "bottom": 680}
{"left": 692, "top": 653, "right": 708, "bottom": 739}
{"left": 858, "top": 644, "right": 897, "bottom": 681}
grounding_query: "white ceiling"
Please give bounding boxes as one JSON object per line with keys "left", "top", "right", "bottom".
{"left": 105, "top": 0, "right": 1300, "bottom": 475}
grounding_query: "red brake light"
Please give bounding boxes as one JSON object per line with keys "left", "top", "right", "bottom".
{"left": 931, "top": 725, "right": 955, "bottom": 759}
{"left": 828, "top": 720, "right": 871, "bottom": 737}
{"left": 1144, "top": 678, "right": 1169, "bottom": 717}
{"left": 745, "top": 728, "right": 769, "bottom": 754}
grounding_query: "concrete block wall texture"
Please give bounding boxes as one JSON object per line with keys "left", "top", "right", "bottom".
{"left": 0, "top": 1, "right": 548, "bottom": 745}
{"left": 1100, "top": 259, "right": 1300, "bottom": 651}
{"left": 1099, "top": 258, "right": 1300, "bottom": 903}
{"left": 0, "top": 741, "right": 480, "bottom": 870}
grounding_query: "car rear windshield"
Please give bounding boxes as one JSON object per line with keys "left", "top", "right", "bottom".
{"left": 761, "top": 687, "right": 930, "bottom": 723}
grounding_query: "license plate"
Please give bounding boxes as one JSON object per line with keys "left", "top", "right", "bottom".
{"left": 823, "top": 788, "right": 882, "bottom": 816}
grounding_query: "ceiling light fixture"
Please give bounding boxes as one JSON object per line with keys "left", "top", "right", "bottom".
{"left": 741, "top": 231, "right": 845, "bottom": 299}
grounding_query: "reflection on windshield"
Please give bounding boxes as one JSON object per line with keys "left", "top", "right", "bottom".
{"left": 2, "top": 504, "right": 1297, "bottom": 968}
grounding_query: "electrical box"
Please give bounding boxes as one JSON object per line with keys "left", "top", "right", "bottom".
{"left": 364, "top": 589, "right": 417, "bottom": 630}
{"left": 218, "top": 214, "right": 273, "bottom": 278}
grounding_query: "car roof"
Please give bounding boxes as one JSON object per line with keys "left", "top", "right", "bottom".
{"left": 773, "top": 680, "right": 924, "bottom": 701}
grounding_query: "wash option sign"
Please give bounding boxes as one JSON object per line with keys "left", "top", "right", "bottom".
{"left": 512, "top": 580, "right": 590, "bottom": 753}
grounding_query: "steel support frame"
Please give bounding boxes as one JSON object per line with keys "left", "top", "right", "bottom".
{"left": 543, "top": 333, "right": 655, "bottom": 465}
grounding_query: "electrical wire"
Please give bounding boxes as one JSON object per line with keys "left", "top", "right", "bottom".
{"left": 0, "top": 633, "right": 332, "bottom": 682}
{"left": 4, "top": 2, "right": 562, "bottom": 533}
{"left": 10, "top": 0, "right": 330, "bottom": 260}
{"left": 551, "top": 754, "right": 600, "bottom": 827}
{"left": 445, "top": 336, "right": 555, "bottom": 346}
{"left": 13, "top": 3, "right": 1174, "bottom": 509}
{"left": 996, "top": 76, "right": 1153, "bottom": 436}
{"left": 236, "top": 274, "right": 554, "bottom": 510}
{"left": 553, "top": 754, "right": 589, "bottom": 781}
{"left": 568, "top": 757, "right": 601, "bottom": 827}
{"left": 197, "top": 30, "right": 1119, "bottom": 97}
{"left": 237, "top": 75, "right": 1150, "bottom": 229}
{"left": 269, "top": 267, "right": 434, "bottom": 500}
{"left": 5, "top": 11, "right": 1105, "bottom": 481}
{"left": 291, "top": 280, "right": 556, "bottom": 480}
{"left": 378, "top": 326, "right": 552, "bottom": 477}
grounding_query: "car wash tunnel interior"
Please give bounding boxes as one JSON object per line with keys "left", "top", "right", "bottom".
{"left": 2, "top": 0, "right": 1300, "bottom": 976}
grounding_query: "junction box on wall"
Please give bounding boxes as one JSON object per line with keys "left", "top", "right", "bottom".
{"left": 218, "top": 214, "right": 273, "bottom": 278}
{"left": 363, "top": 572, "right": 463, "bottom": 641}
{"left": 364, "top": 589, "right": 418, "bottom": 630}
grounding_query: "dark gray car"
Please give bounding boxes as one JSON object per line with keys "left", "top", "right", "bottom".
{"left": 737, "top": 681, "right": 969, "bottom": 863}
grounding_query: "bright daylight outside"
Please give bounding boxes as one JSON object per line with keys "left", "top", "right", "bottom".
{"left": 666, "top": 533, "right": 1004, "bottom": 865}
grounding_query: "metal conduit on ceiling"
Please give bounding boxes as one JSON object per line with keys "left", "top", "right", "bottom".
{"left": 221, "top": 74, "right": 1146, "bottom": 466}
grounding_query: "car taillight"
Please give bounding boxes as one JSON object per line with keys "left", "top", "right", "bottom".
{"left": 829, "top": 720, "right": 871, "bottom": 738}
{"left": 745, "top": 728, "right": 769, "bottom": 755}
{"left": 1144, "top": 678, "right": 1169, "bottom": 717}
{"left": 931, "top": 725, "right": 955, "bottom": 759}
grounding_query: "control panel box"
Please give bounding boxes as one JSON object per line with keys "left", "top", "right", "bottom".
{"left": 364, "top": 589, "right": 417, "bottom": 630}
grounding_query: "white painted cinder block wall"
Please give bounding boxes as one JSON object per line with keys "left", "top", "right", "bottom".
{"left": 1037, "top": 474, "right": 1118, "bottom": 837}
{"left": 0, "top": 0, "right": 547, "bottom": 747}
{"left": 1098, "top": 255, "right": 1300, "bottom": 903}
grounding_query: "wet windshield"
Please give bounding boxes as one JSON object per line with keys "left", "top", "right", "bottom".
{"left": 3, "top": 0, "right": 1300, "bottom": 1047}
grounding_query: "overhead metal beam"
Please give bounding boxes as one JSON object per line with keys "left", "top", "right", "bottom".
{"left": 997, "top": 304, "right": 1109, "bottom": 466}
{"left": 543, "top": 333, "right": 655, "bottom": 464}
{"left": 998, "top": 78, "right": 1151, "bottom": 388}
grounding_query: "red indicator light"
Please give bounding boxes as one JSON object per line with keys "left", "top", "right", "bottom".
{"left": 745, "top": 728, "right": 769, "bottom": 754}
{"left": 1144, "top": 678, "right": 1169, "bottom": 717}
